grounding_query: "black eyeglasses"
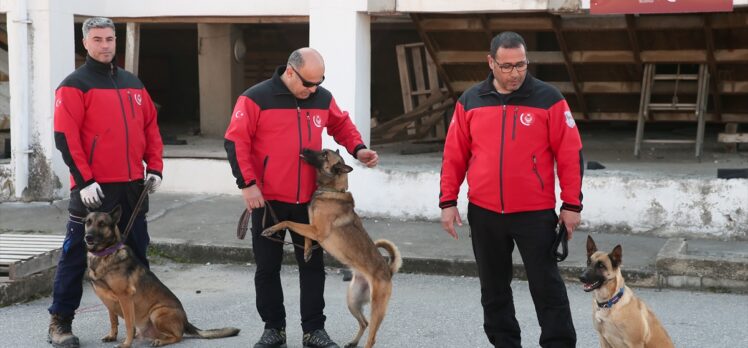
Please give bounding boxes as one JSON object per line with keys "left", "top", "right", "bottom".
{"left": 494, "top": 59, "right": 529, "bottom": 73}
{"left": 291, "top": 66, "right": 324, "bottom": 88}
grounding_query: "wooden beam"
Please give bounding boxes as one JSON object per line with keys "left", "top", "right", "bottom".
{"left": 479, "top": 15, "right": 494, "bottom": 42}
{"left": 625, "top": 15, "right": 643, "bottom": 76}
{"left": 411, "top": 13, "right": 457, "bottom": 101}
{"left": 717, "top": 132, "right": 748, "bottom": 143}
{"left": 418, "top": 17, "right": 484, "bottom": 31}
{"left": 125, "top": 23, "right": 140, "bottom": 76}
{"left": 552, "top": 15, "right": 587, "bottom": 119}
{"left": 704, "top": 16, "right": 723, "bottom": 122}
{"left": 105, "top": 16, "right": 309, "bottom": 24}
{"left": 561, "top": 16, "right": 626, "bottom": 30}
{"left": 488, "top": 16, "right": 554, "bottom": 31}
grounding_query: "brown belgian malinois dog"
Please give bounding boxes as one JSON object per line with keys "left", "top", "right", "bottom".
{"left": 261, "top": 148, "right": 402, "bottom": 348}
{"left": 579, "top": 236, "right": 674, "bottom": 348}
{"left": 85, "top": 206, "right": 240, "bottom": 348}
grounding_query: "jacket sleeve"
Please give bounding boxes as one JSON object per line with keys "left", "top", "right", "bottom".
{"left": 53, "top": 86, "right": 94, "bottom": 189}
{"left": 224, "top": 95, "right": 261, "bottom": 189}
{"left": 325, "top": 97, "right": 365, "bottom": 156}
{"left": 548, "top": 99, "right": 584, "bottom": 211}
{"left": 142, "top": 88, "right": 163, "bottom": 177}
{"left": 439, "top": 101, "right": 471, "bottom": 208}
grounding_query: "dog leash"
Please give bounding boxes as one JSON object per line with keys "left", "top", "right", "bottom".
{"left": 236, "top": 201, "right": 320, "bottom": 251}
{"left": 121, "top": 177, "right": 155, "bottom": 242}
{"left": 552, "top": 223, "right": 569, "bottom": 262}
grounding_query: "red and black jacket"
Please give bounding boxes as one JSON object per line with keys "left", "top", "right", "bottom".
{"left": 54, "top": 55, "right": 163, "bottom": 191}
{"left": 440, "top": 73, "right": 584, "bottom": 214}
{"left": 224, "top": 66, "right": 366, "bottom": 204}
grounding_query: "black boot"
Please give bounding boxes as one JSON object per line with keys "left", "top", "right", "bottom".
{"left": 303, "top": 329, "right": 340, "bottom": 348}
{"left": 47, "top": 314, "right": 79, "bottom": 348}
{"left": 254, "top": 328, "right": 287, "bottom": 348}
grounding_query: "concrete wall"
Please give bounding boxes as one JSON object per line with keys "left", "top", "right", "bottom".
{"left": 158, "top": 158, "right": 748, "bottom": 240}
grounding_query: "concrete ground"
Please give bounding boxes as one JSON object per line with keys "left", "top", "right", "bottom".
{"left": 1, "top": 262, "right": 747, "bottom": 348}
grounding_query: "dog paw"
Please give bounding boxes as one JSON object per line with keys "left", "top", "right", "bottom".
{"left": 304, "top": 250, "right": 313, "bottom": 262}
{"left": 115, "top": 343, "right": 131, "bottom": 348}
{"left": 344, "top": 342, "right": 359, "bottom": 348}
{"left": 151, "top": 339, "right": 163, "bottom": 347}
{"left": 101, "top": 334, "right": 117, "bottom": 342}
{"left": 261, "top": 227, "right": 277, "bottom": 237}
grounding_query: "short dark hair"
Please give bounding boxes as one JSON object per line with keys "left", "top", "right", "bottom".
{"left": 490, "top": 31, "right": 526, "bottom": 58}
{"left": 288, "top": 49, "right": 304, "bottom": 69}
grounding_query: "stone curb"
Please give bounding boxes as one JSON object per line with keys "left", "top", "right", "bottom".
{"left": 656, "top": 238, "right": 748, "bottom": 293}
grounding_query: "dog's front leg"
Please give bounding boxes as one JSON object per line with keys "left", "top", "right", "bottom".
{"left": 116, "top": 297, "right": 136, "bottom": 348}
{"left": 262, "top": 221, "right": 290, "bottom": 236}
{"left": 101, "top": 307, "right": 119, "bottom": 342}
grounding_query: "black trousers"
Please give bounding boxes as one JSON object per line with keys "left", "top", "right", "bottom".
{"left": 251, "top": 201, "right": 326, "bottom": 333}
{"left": 467, "top": 203, "right": 576, "bottom": 348}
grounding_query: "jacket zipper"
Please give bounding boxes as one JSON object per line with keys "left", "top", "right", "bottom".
{"left": 295, "top": 105, "right": 302, "bottom": 203}
{"left": 110, "top": 68, "right": 132, "bottom": 180}
{"left": 512, "top": 106, "right": 518, "bottom": 140}
{"left": 127, "top": 91, "right": 136, "bottom": 119}
{"left": 306, "top": 112, "right": 312, "bottom": 141}
{"left": 88, "top": 135, "right": 99, "bottom": 164}
{"left": 261, "top": 155, "right": 269, "bottom": 185}
{"left": 532, "top": 155, "right": 545, "bottom": 190}
{"left": 499, "top": 104, "right": 507, "bottom": 213}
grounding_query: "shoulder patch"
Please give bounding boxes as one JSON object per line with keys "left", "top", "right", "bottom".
{"left": 564, "top": 110, "right": 576, "bottom": 128}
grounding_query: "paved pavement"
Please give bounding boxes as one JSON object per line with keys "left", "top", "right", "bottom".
{"left": 1, "top": 192, "right": 748, "bottom": 306}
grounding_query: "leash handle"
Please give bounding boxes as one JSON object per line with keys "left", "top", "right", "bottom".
{"left": 552, "top": 223, "right": 569, "bottom": 262}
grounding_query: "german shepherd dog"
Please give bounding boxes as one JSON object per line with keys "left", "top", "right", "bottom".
{"left": 579, "top": 236, "right": 674, "bottom": 348}
{"left": 85, "top": 206, "right": 240, "bottom": 348}
{"left": 261, "top": 148, "right": 402, "bottom": 348}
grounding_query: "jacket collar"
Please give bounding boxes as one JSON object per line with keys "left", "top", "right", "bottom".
{"left": 477, "top": 71, "right": 534, "bottom": 100}
{"left": 271, "top": 65, "right": 294, "bottom": 96}
{"left": 271, "top": 65, "right": 321, "bottom": 98}
{"left": 85, "top": 55, "right": 118, "bottom": 76}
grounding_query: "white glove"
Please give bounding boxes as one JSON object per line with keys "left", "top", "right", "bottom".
{"left": 145, "top": 173, "right": 162, "bottom": 194}
{"left": 80, "top": 182, "right": 105, "bottom": 209}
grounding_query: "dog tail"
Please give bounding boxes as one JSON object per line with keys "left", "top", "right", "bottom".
{"left": 185, "top": 322, "right": 240, "bottom": 339}
{"left": 375, "top": 239, "right": 402, "bottom": 274}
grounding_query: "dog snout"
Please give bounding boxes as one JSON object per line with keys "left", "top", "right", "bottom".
{"left": 579, "top": 270, "right": 591, "bottom": 283}
{"left": 84, "top": 234, "right": 95, "bottom": 244}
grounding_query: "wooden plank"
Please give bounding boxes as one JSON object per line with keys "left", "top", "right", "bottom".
{"left": 438, "top": 49, "right": 748, "bottom": 65}
{"left": 372, "top": 94, "right": 448, "bottom": 135}
{"left": 488, "top": 17, "right": 553, "bottom": 31}
{"left": 395, "top": 44, "right": 414, "bottom": 113}
{"left": 419, "top": 18, "right": 484, "bottom": 31}
{"left": 9, "top": 249, "right": 62, "bottom": 280}
{"left": 0, "top": 234, "right": 65, "bottom": 240}
{"left": 103, "top": 15, "right": 310, "bottom": 24}
{"left": 125, "top": 22, "right": 141, "bottom": 76}
{"left": 1, "top": 246, "right": 59, "bottom": 252}
{"left": 625, "top": 14, "right": 643, "bottom": 76}
{"left": 0, "top": 242, "right": 62, "bottom": 248}
{"left": 718, "top": 133, "right": 748, "bottom": 143}
{"left": 561, "top": 16, "right": 627, "bottom": 30}
{"left": 722, "top": 123, "right": 739, "bottom": 152}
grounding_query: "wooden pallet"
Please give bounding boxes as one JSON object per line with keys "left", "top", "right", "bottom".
{"left": 0, "top": 233, "right": 65, "bottom": 281}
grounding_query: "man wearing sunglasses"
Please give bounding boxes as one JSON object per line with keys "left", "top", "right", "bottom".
{"left": 224, "top": 47, "right": 378, "bottom": 348}
{"left": 440, "top": 31, "right": 583, "bottom": 348}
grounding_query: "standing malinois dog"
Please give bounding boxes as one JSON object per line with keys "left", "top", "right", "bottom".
{"left": 579, "top": 236, "right": 674, "bottom": 348}
{"left": 85, "top": 206, "right": 240, "bottom": 347}
{"left": 262, "top": 148, "right": 402, "bottom": 348}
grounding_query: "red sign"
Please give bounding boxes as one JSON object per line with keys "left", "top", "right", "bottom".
{"left": 590, "top": 0, "right": 733, "bottom": 15}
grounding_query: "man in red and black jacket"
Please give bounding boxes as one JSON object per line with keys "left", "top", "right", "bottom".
{"left": 48, "top": 17, "right": 163, "bottom": 348}
{"left": 440, "top": 32, "right": 583, "bottom": 348}
{"left": 225, "top": 47, "right": 378, "bottom": 348}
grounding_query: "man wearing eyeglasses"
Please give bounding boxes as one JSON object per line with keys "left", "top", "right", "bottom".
{"left": 224, "top": 47, "right": 378, "bottom": 348}
{"left": 440, "top": 31, "right": 583, "bottom": 348}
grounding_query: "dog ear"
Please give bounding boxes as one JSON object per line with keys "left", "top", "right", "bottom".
{"left": 110, "top": 205, "right": 122, "bottom": 224}
{"left": 335, "top": 149, "right": 340, "bottom": 154}
{"left": 610, "top": 245, "right": 623, "bottom": 268}
{"left": 586, "top": 235, "right": 597, "bottom": 257}
{"left": 334, "top": 163, "right": 353, "bottom": 174}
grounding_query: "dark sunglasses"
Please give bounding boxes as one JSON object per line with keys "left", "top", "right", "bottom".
{"left": 291, "top": 66, "right": 324, "bottom": 88}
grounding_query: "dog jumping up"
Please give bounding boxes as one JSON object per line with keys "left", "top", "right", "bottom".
{"left": 579, "top": 236, "right": 674, "bottom": 348}
{"left": 85, "top": 206, "right": 240, "bottom": 348}
{"left": 262, "top": 148, "right": 402, "bottom": 348}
